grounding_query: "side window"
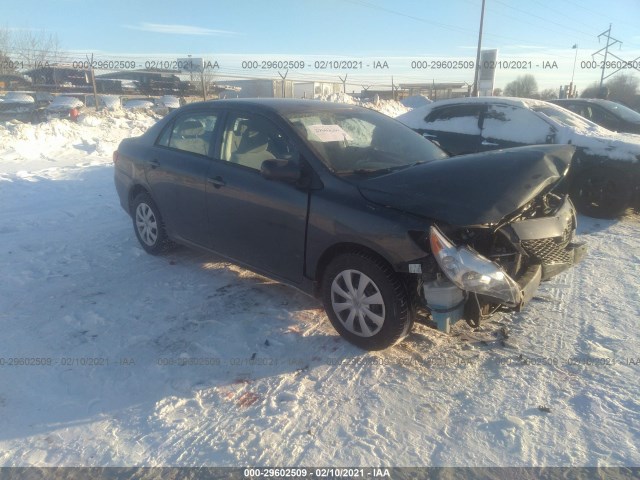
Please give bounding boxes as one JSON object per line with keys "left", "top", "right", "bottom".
{"left": 482, "top": 105, "right": 552, "bottom": 144}
{"left": 424, "top": 105, "right": 482, "bottom": 134}
{"left": 563, "top": 103, "right": 586, "bottom": 117}
{"left": 590, "top": 106, "right": 617, "bottom": 125}
{"left": 157, "top": 112, "right": 218, "bottom": 156}
{"left": 221, "top": 113, "right": 297, "bottom": 170}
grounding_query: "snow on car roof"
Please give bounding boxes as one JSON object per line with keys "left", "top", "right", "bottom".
{"left": 49, "top": 96, "right": 84, "bottom": 108}
{"left": 3, "top": 92, "right": 35, "bottom": 104}
{"left": 123, "top": 99, "right": 155, "bottom": 109}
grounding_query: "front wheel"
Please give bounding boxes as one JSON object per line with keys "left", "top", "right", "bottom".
{"left": 321, "top": 252, "right": 413, "bottom": 350}
{"left": 569, "top": 167, "right": 631, "bottom": 219}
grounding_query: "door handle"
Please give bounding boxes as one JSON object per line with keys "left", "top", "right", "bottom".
{"left": 149, "top": 159, "right": 160, "bottom": 169}
{"left": 481, "top": 140, "right": 498, "bottom": 146}
{"left": 207, "top": 176, "right": 226, "bottom": 188}
{"left": 422, "top": 133, "right": 437, "bottom": 138}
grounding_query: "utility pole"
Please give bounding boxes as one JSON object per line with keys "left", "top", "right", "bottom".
{"left": 87, "top": 53, "right": 99, "bottom": 111}
{"left": 594, "top": 24, "right": 621, "bottom": 89}
{"left": 569, "top": 44, "right": 578, "bottom": 98}
{"left": 201, "top": 67, "right": 207, "bottom": 101}
{"left": 338, "top": 74, "right": 348, "bottom": 94}
{"left": 591, "top": 25, "right": 639, "bottom": 90}
{"left": 472, "top": 0, "right": 486, "bottom": 97}
{"left": 278, "top": 70, "right": 288, "bottom": 98}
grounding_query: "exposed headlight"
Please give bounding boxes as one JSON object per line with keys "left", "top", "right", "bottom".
{"left": 429, "top": 225, "right": 522, "bottom": 306}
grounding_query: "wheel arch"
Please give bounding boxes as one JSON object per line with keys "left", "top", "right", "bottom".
{"left": 128, "top": 184, "right": 152, "bottom": 215}
{"left": 312, "top": 242, "right": 397, "bottom": 297}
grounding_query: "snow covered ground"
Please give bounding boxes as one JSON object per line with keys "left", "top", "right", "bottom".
{"left": 0, "top": 106, "right": 638, "bottom": 467}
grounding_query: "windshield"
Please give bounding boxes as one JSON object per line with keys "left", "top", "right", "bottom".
{"left": 284, "top": 107, "right": 448, "bottom": 174}
{"left": 602, "top": 101, "right": 640, "bottom": 122}
{"left": 531, "top": 104, "right": 596, "bottom": 129}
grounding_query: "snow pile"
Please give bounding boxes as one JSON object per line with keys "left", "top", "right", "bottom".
{"left": 402, "top": 95, "right": 432, "bottom": 109}
{"left": 315, "top": 92, "right": 358, "bottom": 104}
{"left": 315, "top": 92, "right": 411, "bottom": 118}
{"left": 0, "top": 109, "right": 157, "bottom": 176}
{"left": 362, "top": 99, "right": 411, "bottom": 118}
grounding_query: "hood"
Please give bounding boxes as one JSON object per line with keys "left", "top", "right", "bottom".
{"left": 358, "top": 144, "right": 575, "bottom": 226}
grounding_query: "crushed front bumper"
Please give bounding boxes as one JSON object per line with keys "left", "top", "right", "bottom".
{"left": 510, "top": 195, "right": 587, "bottom": 281}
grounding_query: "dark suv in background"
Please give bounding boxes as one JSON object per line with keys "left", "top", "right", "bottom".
{"left": 550, "top": 98, "right": 640, "bottom": 134}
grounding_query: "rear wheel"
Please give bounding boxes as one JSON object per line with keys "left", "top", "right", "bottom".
{"left": 321, "top": 252, "right": 413, "bottom": 350}
{"left": 570, "top": 167, "right": 631, "bottom": 219}
{"left": 132, "top": 192, "right": 172, "bottom": 255}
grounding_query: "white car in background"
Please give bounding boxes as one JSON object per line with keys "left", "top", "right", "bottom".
{"left": 153, "top": 95, "right": 181, "bottom": 115}
{"left": 0, "top": 92, "right": 39, "bottom": 123}
{"left": 84, "top": 94, "right": 122, "bottom": 111}
{"left": 123, "top": 99, "right": 155, "bottom": 111}
{"left": 45, "top": 96, "right": 84, "bottom": 120}
{"left": 397, "top": 97, "right": 640, "bottom": 218}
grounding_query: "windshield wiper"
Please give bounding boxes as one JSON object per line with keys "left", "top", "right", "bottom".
{"left": 347, "top": 168, "right": 396, "bottom": 175}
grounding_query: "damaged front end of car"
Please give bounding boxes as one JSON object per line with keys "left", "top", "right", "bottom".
{"left": 421, "top": 192, "right": 586, "bottom": 332}
{"left": 358, "top": 144, "right": 587, "bottom": 333}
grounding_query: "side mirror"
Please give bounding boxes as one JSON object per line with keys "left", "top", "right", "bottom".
{"left": 261, "top": 159, "right": 301, "bottom": 182}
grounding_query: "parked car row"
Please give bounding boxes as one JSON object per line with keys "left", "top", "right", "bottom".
{"left": 0, "top": 92, "right": 183, "bottom": 123}
{"left": 114, "top": 99, "right": 587, "bottom": 350}
{"left": 396, "top": 97, "right": 640, "bottom": 218}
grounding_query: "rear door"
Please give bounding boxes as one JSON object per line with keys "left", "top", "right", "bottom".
{"left": 417, "top": 104, "right": 485, "bottom": 155}
{"left": 204, "top": 110, "right": 309, "bottom": 284}
{"left": 145, "top": 110, "right": 220, "bottom": 247}
{"left": 480, "top": 104, "right": 554, "bottom": 151}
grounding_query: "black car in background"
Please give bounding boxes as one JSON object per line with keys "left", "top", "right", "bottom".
{"left": 114, "top": 99, "right": 585, "bottom": 350}
{"left": 398, "top": 97, "right": 640, "bottom": 218}
{"left": 550, "top": 98, "right": 640, "bottom": 134}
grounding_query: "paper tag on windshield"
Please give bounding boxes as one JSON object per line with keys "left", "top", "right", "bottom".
{"left": 307, "top": 124, "right": 353, "bottom": 142}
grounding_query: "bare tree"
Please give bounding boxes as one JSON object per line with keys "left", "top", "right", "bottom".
{"left": 192, "top": 67, "right": 217, "bottom": 100}
{"left": 580, "top": 81, "right": 600, "bottom": 99}
{"left": 0, "top": 27, "right": 16, "bottom": 75}
{"left": 539, "top": 88, "right": 557, "bottom": 100}
{"left": 605, "top": 74, "right": 639, "bottom": 106}
{"left": 504, "top": 74, "right": 539, "bottom": 98}
{"left": 13, "top": 29, "right": 61, "bottom": 69}
{"left": 581, "top": 74, "right": 639, "bottom": 106}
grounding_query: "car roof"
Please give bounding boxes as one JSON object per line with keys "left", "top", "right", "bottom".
{"left": 182, "top": 98, "right": 367, "bottom": 115}
{"left": 420, "top": 96, "right": 552, "bottom": 110}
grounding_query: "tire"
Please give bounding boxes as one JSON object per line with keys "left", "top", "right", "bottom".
{"left": 131, "top": 192, "right": 172, "bottom": 255}
{"left": 321, "top": 252, "right": 413, "bottom": 350}
{"left": 569, "top": 167, "right": 631, "bottom": 219}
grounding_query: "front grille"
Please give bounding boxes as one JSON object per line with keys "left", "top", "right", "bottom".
{"left": 521, "top": 224, "right": 573, "bottom": 265}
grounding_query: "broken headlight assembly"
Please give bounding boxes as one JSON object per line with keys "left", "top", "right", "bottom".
{"left": 429, "top": 225, "right": 522, "bottom": 306}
